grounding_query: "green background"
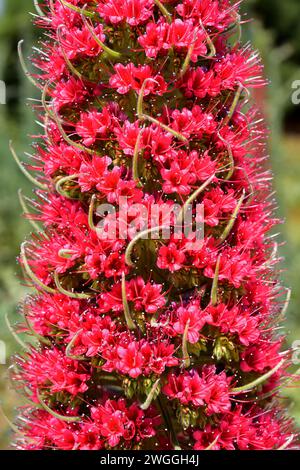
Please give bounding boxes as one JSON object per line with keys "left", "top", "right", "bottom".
{"left": 0, "top": 0, "right": 300, "bottom": 449}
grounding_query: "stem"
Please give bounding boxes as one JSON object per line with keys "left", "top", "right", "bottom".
{"left": 121, "top": 272, "right": 137, "bottom": 330}
{"left": 37, "top": 390, "right": 81, "bottom": 423}
{"left": 219, "top": 190, "right": 245, "bottom": 243}
{"left": 141, "top": 379, "right": 160, "bottom": 410}
{"left": 54, "top": 272, "right": 92, "bottom": 300}
{"left": 66, "top": 330, "right": 87, "bottom": 360}
{"left": 18, "top": 189, "right": 42, "bottom": 232}
{"left": 9, "top": 141, "right": 48, "bottom": 191}
{"left": 18, "top": 40, "right": 41, "bottom": 89}
{"left": 60, "top": 0, "right": 94, "bottom": 17}
{"left": 210, "top": 255, "right": 221, "bottom": 306}
{"left": 231, "top": 359, "right": 285, "bottom": 394}
{"left": 177, "top": 174, "right": 215, "bottom": 224}
{"left": 157, "top": 396, "right": 181, "bottom": 450}
{"left": 20, "top": 242, "right": 56, "bottom": 295}
{"left": 82, "top": 14, "right": 122, "bottom": 59}
{"left": 182, "top": 320, "right": 191, "bottom": 368}
{"left": 125, "top": 225, "right": 169, "bottom": 267}
{"left": 55, "top": 174, "right": 80, "bottom": 199}
{"left": 5, "top": 313, "right": 29, "bottom": 350}
{"left": 154, "top": 0, "right": 172, "bottom": 23}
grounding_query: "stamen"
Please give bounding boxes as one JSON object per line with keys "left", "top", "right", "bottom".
{"left": 277, "top": 435, "right": 295, "bottom": 450}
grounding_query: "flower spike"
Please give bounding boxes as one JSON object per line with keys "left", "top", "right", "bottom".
{"left": 9, "top": 0, "right": 299, "bottom": 452}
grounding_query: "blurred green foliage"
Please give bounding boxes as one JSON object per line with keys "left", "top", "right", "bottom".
{"left": 0, "top": 0, "right": 300, "bottom": 449}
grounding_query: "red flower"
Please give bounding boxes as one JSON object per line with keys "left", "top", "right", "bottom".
{"left": 76, "top": 108, "right": 113, "bottom": 146}
{"left": 98, "top": 0, "right": 154, "bottom": 26}
{"left": 157, "top": 242, "right": 186, "bottom": 272}
{"left": 110, "top": 63, "right": 167, "bottom": 96}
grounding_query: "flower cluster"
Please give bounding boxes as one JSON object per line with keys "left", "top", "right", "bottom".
{"left": 10, "top": 0, "right": 298, "bottom": 451}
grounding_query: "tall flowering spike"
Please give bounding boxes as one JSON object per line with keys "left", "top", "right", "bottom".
{"left": 9, "top": 0, "right": 299, "bottom": 450}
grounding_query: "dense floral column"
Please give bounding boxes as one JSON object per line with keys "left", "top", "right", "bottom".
{"left": 10, "top": 0, "right": 299, "bottom": 450}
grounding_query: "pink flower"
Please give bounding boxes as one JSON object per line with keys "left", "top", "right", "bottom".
{"left": 173, "top": 300, "right": 210, "bottom": 344}
{"left": 157, "top": 242, "right": 186, "bottom": 272}
{"left": 110, "top": 63, "right": 167, "bottom": 96}
{"left": 76, "top": 108, "right": 113, "bottom": 146}
{"left": 98, "top": 0, "right": 154, "bottom": 26}
{"left": 163, "top": 366, "right": 231, "bottom": 414}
